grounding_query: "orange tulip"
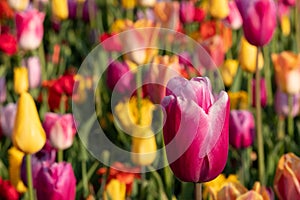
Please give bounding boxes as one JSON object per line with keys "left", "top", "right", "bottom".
{"left": 274, "top": 153, "right": 300, "bottom": 199}
{"left": 272, "top": 51, "right": 300, "bottom": 94}
{"left": 236, "top": 191, "right": 263, "bottom": 200}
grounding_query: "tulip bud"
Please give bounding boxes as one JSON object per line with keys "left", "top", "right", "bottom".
{"left": 162, "top": 77, "right": 230, "bottom": 182}
{"left": 0, "top": 77, "right": 6, "bottom": 103}
{"left": 280, "top": 15, "right": 291, "bottom": 36}
{"left": 275, "top": 90, "right": 300, "bottom": 117}
{"left": 272, "top": 51, "right": 300, "bottom": 95}
{"left": 219, "top": 59, "right": 239, "bottom": 87}
{"left": 16, "top": 9, "right": 45, "bottom": 50}
{"left": 274, "top": 153, "right": 300, "bottom": 199}
{"left": 13, "top": 67, "right": 29, "bottom": 95}
{"left": 12, "top": 92, "right": 46, "bottom": 154}
{"left": 252, "top": 78, "right": 267, "bottom": 108}
{"left": 236, "top": 0, "right": 277, "bottom": 46}
{"left": 131, "top": 128, "right": 157, "bottom": 166}
{"left": 228, "top": 91, "right": 248, "bottom": 110}
{"left": 36, "top": 162, "right": 76, "bottom": 200}
{"left": 8, "top": 0, "right": 29, "bottom": 11}
{"left": 103, "top": 179, "right": 126, "bottom": 200}
{"left": 239, "top": 37, "right": 264, "bottom": 73}
{"left": 229, "top": 110, "right": 255, "bottom": 149}
{"left": 179, "top": 1, "right": 195, "bottom": 23}
{"left": 43, "top": 113, "right": 76, "bottom": 150}
{"left": 0, "top": 33, "right": 17, "bottom": 55}
{"left": 52, "top": 0, "right": 69, "bottom": 20}
{"left": 0, "top": 103, "right": 17, "bottom": 138}
{"left": 223, "top": 1, "right": 243, "bottom": 30}
{"left": 8, "top": 147, "right": 27, "bottom": 193}
{"left": 68, "top": 0, "right": 77, "bottom": 19}
{"left": 23, "top": 56, "right": 41, "bottom": 89}
{"left": 209, "top": 0, "right": 229, "bottom": 19}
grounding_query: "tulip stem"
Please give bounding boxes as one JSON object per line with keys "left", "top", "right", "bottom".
{"left": 247, "top": 72, "right": 252, "bottom": 108}
{"left": 295, "top": 2, "right": 300, "bottom": 52}
{"left": 277, "top": 116, "right": 285, "bottom": 140}
{"left": 195, "top": 183, "right": 202, "bottom": 200}
{"left": 57, "top": 149, "right": 63, "bottom": 162}
{"left": 136, "top": 68, "right": 143, "bottom": 125}
{"left": 287, "top": 94, "right": 294, "bottom": 139}
{"left": 26, "top": 154, "right": 34, "bottom": 200}
{"left": 82, "top": 161, "right": 89, "bottom": 197}
{"left": 255, "top": 47, "right": 265, "bottom": 185}
{"left": 240, "top": 148, "right": 250, "bottom": 186}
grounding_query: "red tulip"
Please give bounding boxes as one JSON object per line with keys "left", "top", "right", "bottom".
{"left": 0, "top": 177, "right": 19, "bottom": 200}
{"left": 236, "top": 0, "right": 277, "bottom": 46}
{"left": 0, "top": 33, "right": 17, "bottom": 55}
{"left": 229, "top": 110, "right": 255, "bottom": 149}
{"left": 161, "top": 77, "right": 230, "bottom": 182}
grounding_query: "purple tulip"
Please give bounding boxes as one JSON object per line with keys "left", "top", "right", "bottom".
{"left": 236, "top": 0, "right": 277, "bottom": 46}
{"left": 229, "top": 110, "right": 255, "bottom": 149}
{"left": 0, "top": 103, "right": 17, "bottom": 138}
{"left": 36, "top": 162, "right": 76, "bottom": 200}
{"left": 22, "top": 56, "right": 41, "bottom": 89}
{"left": 68, "top": 0, "right": 77, "bottom": 19}
{"left": 275, "top": 90, "right": 300, "bottom": 117}
{"left": 0, "top": 77, "right": 6, "bottom": 103}
{"left": 252, "top": 78, "right": 267, "bottom": 108}
{"left": 136, "top": 8, "right": 155, "bottom": 22}
{"left": 161, "top": 77, "right": 230, "bottom": 182}
{"left": 223, "top": 1, "right": 243, "bottom": 30}
{"left": 179, "top": 1, "right": 195, "bottom": 23}
{"left": 106, "top": 60, "right": 134, "bottom": 94}
{"left": 82, "top": 0, "right": 98, "bottom": 22}
{"left": 20, "top": 149, "right": 56, "bottom": 187}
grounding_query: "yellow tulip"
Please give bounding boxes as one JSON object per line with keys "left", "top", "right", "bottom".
{"left": 121, "top": 0, "right": 136, "bottom": 9}
{"left": 111, "top": 19, "right": 133, "bottom": 33}
{"left": 131, "top": 128, "right": 157, "bottom": 166}
{"left": 103, "top": 179, "right": 126, "bottom": 200}
{"left": 14, "top": 67, "right": 28, "bottom": 95}
{"left": 239, "top": 37, "right": 264, "bottom": 73}
{"left": 8, "top": 147, "right": 27, "bottom": 193}
{"left": 12, "top": 92, "right": 46, "bottom": 154}
{"left": 209, "top": 0, "right": 229, "bottom": 19}
{"left": 114, "top": 96, "right": 155, "bottom": 134}
{"left": 281, "top": 15, "right": 290, "bottom": 36}
{"left": 52, "top": 0, "right": 68, "bottom": 20}
{"left": 8, "top": 0, "right": 29, "bottom": 11}
{"left": 228, "top": 91, "right": 248, "bottom": 110}
{"left": 220, "top": 59, "right": 239, "bottom": 87}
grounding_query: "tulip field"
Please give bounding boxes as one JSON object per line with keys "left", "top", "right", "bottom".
{"left": 1, "top": 0, "right": 300, "bottom": 199}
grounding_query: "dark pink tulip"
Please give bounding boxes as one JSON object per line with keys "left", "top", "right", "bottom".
{"left": 252, "top": 78, "right": 267, "bottom": 108}
{"left": 43, "top": 113, "right": 76, "bottom": 150}
{"left": 0, "top": 77, "right": 6, "bottom": 103}
{"left": 282, "top": 0, "right": 295, "bottom": 6}
{"left": 179, "top": 1, "right": 195, "bottom": 23}
{"left": 0, "top": 103, "right": 17, "bottom": 138}
{"left": 223, "top": 1, "right": 243, "bottom": 30}
{"left": 82, "top": 0, "right": 97, "bottom": 22}
{"left": 161, "top": 77, "right": 230, "bottom": 182}
{"left": 275, "top": 90, "right": 300, "bottom": 117}
{"left": 229, "top": 110, "right": 255, "bottom": 149}
{"left": 36, "top": 162, "right": 76, "bottom": 200}
{"left": 68, "top": 0, "right": 77, "bottom": 19}
{"left": 106, "top": 60, "right": 134, "bottom": 94}
{"left": 235, "top": 0, "right": 277, "bottom": 46}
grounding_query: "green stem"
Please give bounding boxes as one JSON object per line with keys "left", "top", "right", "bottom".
{"left": 277, "top": 116, "right": 285, "bottom": 140}
{"left": 240, "top": 148, "right": 250, "bottom": 186}
{"left": 287, "top": 94, "right": 294, "bottom": 139}
{"left": 195, "top": 183, "right": 202, "bottom": 200}
{"left": 256, "top": 47, "right": 265, "bottom": 185}
{"left": 263, "top": 46, "right": 273, "bottom": 106}
{"left": 57, "top": 149, "right": 63, "bottom": 162}
{"left": 26, "top": 154, "right": 34, "bottom": 200}
{"left": 38, "top": 43, "right": 47, "bottom": 81}
{"left": 247, "top": 72, "right": 252, "bottom": 108}
{"left": 295, "top": 2, "right": 300, "bottom": 53}
{"left": 136, "top": 68, "right": 142, "bottom": 125}
{"left": 82, "top": 161, "right": 89, "bottom": 197}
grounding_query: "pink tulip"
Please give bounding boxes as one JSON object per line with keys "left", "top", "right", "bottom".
{"left": 282, "top": 0, "right": 295, "bottom": 6}
{"left": 275, "top": 90, "right": 300, "bottom": 117}
{"left": 0, "top": 103, "right": 17, "bottom": 138}
{"left": 235, "top": 0, "right": 277, "bottom": 46}
{"left": 16, "top": 9, "right": 45, "bottom": 50}
{"left": 23, "top": 56, "right": 41, "bottom": 89}
{"left": 229, "top": 110, "right": 255, "bottom": 149}
{"left": 36, "top": 162, "right": 76, "bottom": 200}
{"left": 252, "top": 78, "right": 267, "bottom": 108}
{"left": 201, "top": 35, "right": 225, "bottom": 69}
{"left": 0, "top": 77, "right": 6, "bottom": 103}
{"left": 43, "top": 113, "right": 76, "bottom": 150}
{"left": 161, "top": 77, "right": 230, "bottom": 182}
{"left": 179, "top": 1, "right": 195, "bottom": 23}
{"left": 223, "top": 1, "right": 243, "bottom": 30}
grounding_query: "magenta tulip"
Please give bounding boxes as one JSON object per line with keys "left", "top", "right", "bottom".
{"left": 179, "top": 1, "right": 195, "bottom": 23}
{"left": 23, "top": 56, "right": 41, "bottom": 89}
{"left": 82, "top": 0, "right": 97, "bottom": 22}
{"left": 229, "top": 110, "right": 255, "bottom": 149}
{"left": 43, "top": 113, "right": 76, "bottom": 150}
{"left": 282, "top": 0, "right": 295, "bottom": 6}
{"left": 68, "top": 0, "right": 77, "bottom": 19}
{"left": 15, "top": 9, "right": 45, "bottom": 50}
{"left": 235, "top": 0, "right": 277, "bottom": 46}
{"left": 36, "top": 162, "right": 76, "bottom": 200}
{"left": 161, "top": 77, "right": 230, "bottom": 182}
{"left": 223, "top": 1, "right": 243, "bottom": 30}
{"left": 252, "top": 78, "right": 267, "bottom": 108}
{"left": 275, "top": 90, "right": 300, "bottom": 117}
{"left": 0, "top": 77, "right": 6, "bottom": 103}
{"left": 106, "top": 60, "right": 134, "bottom": 94}
{"left": 0, "top": 103, "right": 17, "bottom": 138}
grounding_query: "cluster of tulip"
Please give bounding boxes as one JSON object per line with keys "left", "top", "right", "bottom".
{"left": 0, "top": 0, "right": 300, "bottom": 199}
